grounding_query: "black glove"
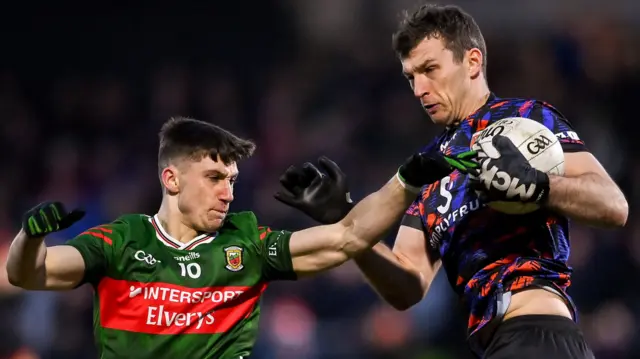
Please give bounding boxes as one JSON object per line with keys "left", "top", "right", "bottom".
{"left": 397, "top": 150, "right": 478, "bottom": 191}
{"left": 274, "top": 156, "right": 353, "bottom": 224}
{"left": 469, "top": 135, "right": 549, "bottom": 203}
{"left": 22, "top": 201, "right": 85, "bottom": 238}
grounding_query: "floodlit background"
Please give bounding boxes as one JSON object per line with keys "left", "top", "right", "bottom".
{"left": 0, "top": 1, "right": 638, "bottom": 358}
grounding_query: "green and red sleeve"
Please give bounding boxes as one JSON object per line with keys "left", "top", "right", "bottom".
{"left": 65, "top": 220, "right": 125, "bottom": 286}
{"left": 257, "top": 226, "right": 297, "bottom": 281}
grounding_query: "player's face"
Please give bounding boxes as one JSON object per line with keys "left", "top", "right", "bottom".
{"left": 401, "top": 36, "right": 474, "bottom": 126}
{"left": 176, "top": 156, "right": 238, "bottom": 232}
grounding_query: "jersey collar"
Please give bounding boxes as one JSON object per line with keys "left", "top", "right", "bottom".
{"left": 150, "top": 215, "right": 217, "bottom": 251}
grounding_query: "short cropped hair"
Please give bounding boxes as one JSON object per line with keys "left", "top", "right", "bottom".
{"left": 392, "top": 4, "right": 487, "bottom": 74}
{"left": 158, "top": 117, "right": 256, "bottom": 172}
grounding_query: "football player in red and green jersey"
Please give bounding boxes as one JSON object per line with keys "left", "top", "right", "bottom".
{"left": 6, "top": 117, "right": 476, "bottom": 359}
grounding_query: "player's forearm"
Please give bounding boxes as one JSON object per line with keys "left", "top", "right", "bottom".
{"left": 354, "top": 244, "right": 426, "bottom": 311}
{"left": 546, "top": 173, "right": 628, "bottom": 228}
{"left": 6, "top": 229, "right": 47, "bottom": 288}
{"left": 338, "top": 176, "right": 416, "bottom": 256}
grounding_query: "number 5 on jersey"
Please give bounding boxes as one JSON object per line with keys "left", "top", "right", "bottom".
{"left": 178, "top": 262, "right": 201, "bottom": 279}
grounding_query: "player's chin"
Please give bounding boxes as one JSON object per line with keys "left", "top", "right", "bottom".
{"left": 202, "top": 212, "right": 226, "bottom": 231}
{"left": 427, "top": 112, "right": 449, "bottom": 126}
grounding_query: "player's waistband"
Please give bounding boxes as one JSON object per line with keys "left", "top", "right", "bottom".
{"left": 498, "top": 314, "right": 579, "bottom": 333}
{"left": 466, "top": 278, "right": 577, "bottom": 357}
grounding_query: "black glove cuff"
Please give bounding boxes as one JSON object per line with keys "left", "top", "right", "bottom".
{"left": 534, "top": 171, "right": 551, "bottom": 204}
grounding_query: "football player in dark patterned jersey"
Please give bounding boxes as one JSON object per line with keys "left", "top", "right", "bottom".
{"left": 275, "top": 4, "right": 628, "bottom": 359}
{"left": 5, "top": 117, "right": 475, "bottom": 359}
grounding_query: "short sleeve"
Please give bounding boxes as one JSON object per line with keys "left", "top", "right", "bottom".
{"left": 400, "top": 196, "right": 425, "bottom": 231}
{"left": 524, "top": 102, "right": 588, "bottom": 153}
{"left": 258, "top": 226, "right": 297, "bottom": 282}
{"left": 65, "top": 220, "right": 123, "bottom": 287}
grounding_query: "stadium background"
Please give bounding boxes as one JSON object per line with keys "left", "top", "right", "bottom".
{"left": 0, "top": 1, "right": 638, "bottom": 358}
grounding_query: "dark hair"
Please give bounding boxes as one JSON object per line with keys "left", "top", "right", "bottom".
{"left": 158, "top": 117, "right": 256, "bottom": 171}
{"left": 392, "top": 4, "right": 487, "bottom": 74}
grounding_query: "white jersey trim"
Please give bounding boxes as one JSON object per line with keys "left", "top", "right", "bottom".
{"left": 150, "top": 215, "right": 217, "bottom": 250}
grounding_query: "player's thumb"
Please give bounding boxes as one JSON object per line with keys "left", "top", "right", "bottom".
{"left": 273, "top": 192, "right": 302, "bottom": 209}
{"left": 492, "top": 135, "right": 517, "bottom": 153}
{"left": 61, "top": 209, "right": 86, "bottom": 228}
{"left": 318, "top": 156, "right": 346, "bottom": 184}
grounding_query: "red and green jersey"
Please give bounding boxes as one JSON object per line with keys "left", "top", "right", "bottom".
{"left": 65, "top": 211, "right": 295, "bottom": 359}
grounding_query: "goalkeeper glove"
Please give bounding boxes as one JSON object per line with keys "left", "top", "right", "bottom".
{"left": 468, "top": 135, "right": 550, "bottom": 204}
{"left": 22, "top": 201, "right": 85, "bottom": 238}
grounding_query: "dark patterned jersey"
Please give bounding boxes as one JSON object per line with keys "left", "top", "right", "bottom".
{"left": 65, "top": 211, "right": 295, "bottom": 359}
{"left": 401, "top": 93, "right": 588, "bottom": 356}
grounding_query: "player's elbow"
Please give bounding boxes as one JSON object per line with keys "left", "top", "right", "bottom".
{"left": 6, "top": 270, "right": 20, "bottom": 287}
{"left": 382, "top": 280, "right": 427, "bottom": 311}
{"left": 385, "top": 290, "right": 424, "bottom": 311}
{"left": 5, "top": 260, "right": 42, "bottom": 290}
{"left": 610, "top": 197, "right": 629, "bottom": 228}
{"left": 388, "top": 297, "right": 421, "bottom": 311}
{"left": 600, "top": 188, "right": 628, "bottom": 228}
{"left": 5, "top": 259, "right": 22, "bottom": 287}
{"left": 6, "top": 268, "right": 29, "bottom": 289}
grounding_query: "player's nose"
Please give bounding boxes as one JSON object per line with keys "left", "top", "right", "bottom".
{"left": 218, "top": 182, "right": 234, "bottom": 203}
{"left": 413, "top": 75, "right": 431, "bottom": 98}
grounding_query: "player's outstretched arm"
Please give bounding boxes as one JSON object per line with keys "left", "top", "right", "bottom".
{"left": 288, "top": 173, "right": 416, "bottom": 277}
{"left": 274, "top": 153, "right": 473, "bottom": 277}
{"left": 274, "top": 156, "right": 445, "bottom": 307}
{"left": 6, "top": 202, "right": 87, "bottom": 290}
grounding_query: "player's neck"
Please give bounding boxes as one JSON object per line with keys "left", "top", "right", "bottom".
{"left": 156, "top": 200, "right": 200, "bottom": 244}
{"left": 452, "top": 82, "right": 491, "bottom": 127}
{"left": 463, "top": 82, "right": 491, "bottom": 119}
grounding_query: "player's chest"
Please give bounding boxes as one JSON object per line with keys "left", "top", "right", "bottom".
{"left": 421, "top": 126, "right": 489, "bottom": 249}
{"left": 117, "top": 237, "right": 260, "bottom": 288}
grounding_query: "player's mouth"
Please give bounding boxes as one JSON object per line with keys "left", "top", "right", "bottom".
{"left": 423, "top": 103, "right": 439, "bottom": 115}
{"left": 211, "top": 209, "right": 227, "bottom": 218}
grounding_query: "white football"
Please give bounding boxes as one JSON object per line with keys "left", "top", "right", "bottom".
{"left": 470, "top": 117, "right": 565, "bottom": 214}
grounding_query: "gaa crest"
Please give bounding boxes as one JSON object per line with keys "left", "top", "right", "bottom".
{"left": 224, "top": 246, "right": 244, "bottom": 272}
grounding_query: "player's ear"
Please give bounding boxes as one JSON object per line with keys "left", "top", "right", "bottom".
{"left": 466, "top": 48, "right": 483, "bottom": 79}
{"left": 161, "top": 166, "right": 180, "bottom": 194}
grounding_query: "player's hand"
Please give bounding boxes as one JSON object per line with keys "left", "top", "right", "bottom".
{"left": 468, "top": 135, "right": 550, "bottom": 203}
{"left": 22, "top": 201, "right": 85, "bottom": 238}
{"left": 397, "top": 150, "right": 478, "bottom": 193}
{"left": 274, "top": 156, "right": 353, "bottom": 224}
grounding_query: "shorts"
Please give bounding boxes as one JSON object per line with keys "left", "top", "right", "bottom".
{"left": 483, "top": 315, "right": 595, "bottom": 359}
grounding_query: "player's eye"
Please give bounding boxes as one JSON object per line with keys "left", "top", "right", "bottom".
{"left": 229, "top": 178, "right": 238, "bottom": 186}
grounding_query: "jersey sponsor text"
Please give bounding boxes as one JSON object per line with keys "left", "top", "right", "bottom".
{"left": 98, "top": 278, "right": 267, "bottom": 335}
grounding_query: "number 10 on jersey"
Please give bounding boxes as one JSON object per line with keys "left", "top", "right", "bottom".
{"left": 178, "top": 262, "right": 202, "bottom": 279}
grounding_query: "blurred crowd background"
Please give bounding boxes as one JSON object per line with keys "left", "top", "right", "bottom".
{"left": 0, "top": 1, "right": 639, "bottom": 358}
